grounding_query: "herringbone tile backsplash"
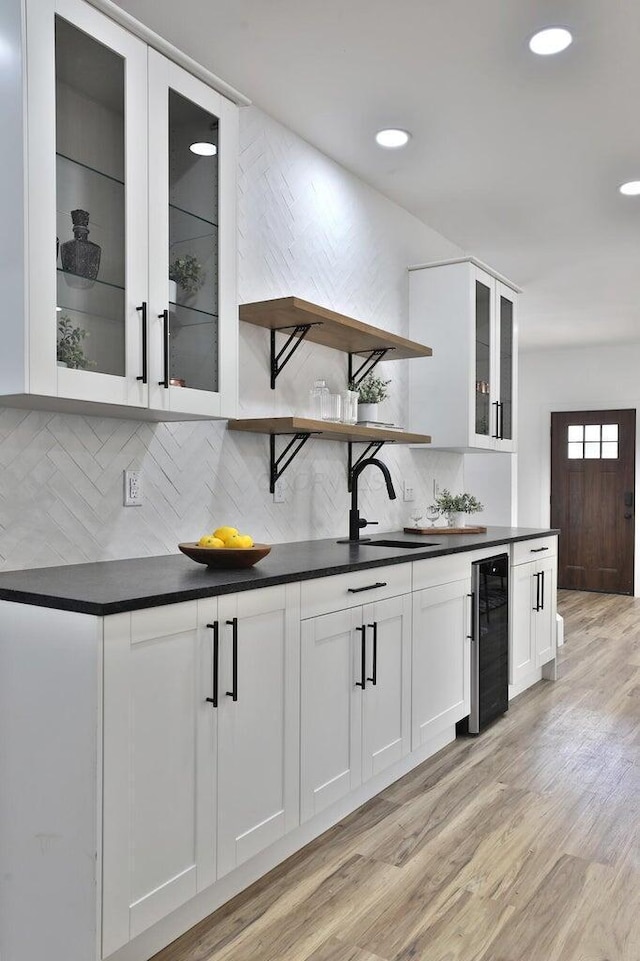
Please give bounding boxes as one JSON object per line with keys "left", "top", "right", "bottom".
{"left": 0, "top": 107, "right": 464, "bottom": 571}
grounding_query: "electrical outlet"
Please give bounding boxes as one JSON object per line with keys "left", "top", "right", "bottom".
{"left": 403, "top": 481, "right": 415, "bottom": 502}
{"left": 273, "top": 478, "right": 286, "bottom": 503}
{"left": 124, "top": 469, "right": 143, "bottom": 506}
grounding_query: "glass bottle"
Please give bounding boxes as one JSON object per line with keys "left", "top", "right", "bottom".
{"left": 309, "top": 379, "right": 330, "bottom": 419}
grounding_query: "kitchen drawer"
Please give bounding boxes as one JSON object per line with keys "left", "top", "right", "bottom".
{"left": 412, "top": 553, "right": 471, "bottom": 591}
{"left": 512, "top": 536, "right": 558, "bottom": 567}
{"left": 300, "top": 564, "right": 411, "bottom": 620}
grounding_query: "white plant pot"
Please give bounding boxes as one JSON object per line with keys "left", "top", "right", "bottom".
{"left": 168, "top": 279, "right": 177, "bottom": 304}
{"left": 358, "top": 402, "right": 379, "bottom": 422}
{"left": 447, "top": 511, "right": 465, "bottom": 528}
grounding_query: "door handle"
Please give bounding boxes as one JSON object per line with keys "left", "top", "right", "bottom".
{"left": 225, "top": 618, "right": 238, "bottom": 701}
{"left": 492, "top": 401, "right": 500, "bottom": 439}
{"left": 135, "top": 302, "right": 148, "bottom": 384}
{"left": 355, "top": 625, "right": 366, "bottom": 689}
{"left": 205, "top": 621, "right": 219, "bottom": 707}
{"left": 533, "top": 572, "right": 541, "bottom": 612}
{"left": 466, "top": 592, "right": 475, "bottom": 641}
{"left": 158, "top": 309, "right": 169, "bottom": 388}
{"left": 540, "top": 570, "right": 545, "bottom": 611}
{"left": 625, "top": 513, "right": 633, "bottom": 519}
{"left": 367, "top": 622, "right": 377, "bottom": 685}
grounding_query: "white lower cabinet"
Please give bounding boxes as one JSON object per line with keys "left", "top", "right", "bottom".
{"left": 300, "top": 593, "right": 411, "bottom": 823}
{"left": 411, "top": 577, "right": 472, "bottom": 749}
{"left": 102, "top": 584, "right": 300, "bottom": 956}
{"left": 510, "top": 539, "right": 558, "bottom": 686}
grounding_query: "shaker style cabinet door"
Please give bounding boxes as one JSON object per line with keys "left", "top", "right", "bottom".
{"left": 148, "top": 50, "right": 239, "bottom": 419}
{"left": 216, "top": 584, "right": 300, "bottom": 878}
{"left": 101, "top": 599, "right": 217, "bottom": 957}
{"left": 27, "top": 0, "right": 149, "bottom": 408}
{"left": 411, "top": 577, "right": 472, "bottom": 749}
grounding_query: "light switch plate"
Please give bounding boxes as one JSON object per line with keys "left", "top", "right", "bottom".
{"left": 124, "top": 469, "right": 143, "bottom": 506}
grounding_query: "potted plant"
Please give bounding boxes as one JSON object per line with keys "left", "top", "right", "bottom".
{"left": 169, "top": 254, "right": 204, "bottom": 300}
{"left": 56, "top": 314, "right": 94, "bottom": 369}
{"left": 430, "top": 488, "right": 484, "bottom": 528}
{"left": 353, "top": 373, "right": 391, "bottom": 422}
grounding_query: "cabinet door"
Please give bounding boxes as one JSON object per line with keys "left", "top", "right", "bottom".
{"left": 510, "top": 562, "right": 536, "bottom": 685}
{"left": 216, "top": 584, "right": 300, "bottom": 877}
{"left": 102, "top": 599, "right": 217, "bottom": 956}
{"left": 535, "top": 557, "right": 557, "bottom": 666}
{"left": 494, "top": 280, "right": 517, "bottom": 453}
{"left": 361, "top": 594, "right": 411, "bottom": 782}
{"left": 27, "top": 0, "right": 149, "bottom": 406}
{"left": 412, "top": 578, "right": 472, "bottom": 749}
{"left": 471, "top": 267, "right": 496, "bottom": 449}
{"left": 300, "top": 607, "right": 363, "bottom": 822}
{"left": 148, "top": 50, "right": 238, "bottom": 419}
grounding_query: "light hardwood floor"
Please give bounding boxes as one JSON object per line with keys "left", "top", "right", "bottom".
{"left": 154, "top": 590, "right": 640, "bottom": 961}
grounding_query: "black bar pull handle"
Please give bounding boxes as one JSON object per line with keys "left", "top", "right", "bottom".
{"left": 530, "top": 546, "right": 549, "bottom": 553}
{"left": 347, "top": 582, "right": 387, "bottom": 594}
{"left": 205, "top": 621, "right": 219, "bottom": 707}
{"left": 466, "top": 592, "right": 475, "bottom": 641}
{"left": 533, "top": 572, "right": 541, "bottom": 611}
{"left": 492, "top": 401, "right": 500, "bottom": 439}
{"left": 540, "top": 570, "right": 545, "bottom": 611}
{"left": 136, "top": 302, "right": 148, "bottom": 384}
{"left": 226, "top": 617, "right": 238, "bottom": 701}
{"left": 355, "top": 625, "right": 366, "bottom": 689}
{"left": 367, "top": 622, "right": 377, "bottom": 685}
{"left": 158, "top": 309, "right": 169, "bottom": 388}
{"left": 499, "top": 401, "right": 505, "bottom": 440}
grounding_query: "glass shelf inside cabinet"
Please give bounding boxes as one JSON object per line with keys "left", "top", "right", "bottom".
{"left": 168, "top": 90, "right": 220, "bottom": 394}
{"left": 55, "top": 16, "right": 126, "bottom": 377}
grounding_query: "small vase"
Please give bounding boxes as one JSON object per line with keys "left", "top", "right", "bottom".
{"left": 358, "top": 402, "right": 379, "bottom": 423}
{"left": 61, "top": 209, "right": 101, "bottom": 285}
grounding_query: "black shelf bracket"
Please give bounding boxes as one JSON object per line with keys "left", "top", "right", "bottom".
{"left": 270, "top": 324, "right": 323, "bottom": 389}
{"left": 348, "top": 348, "right": 394, "bottom": 388}
{"left": 269, "top": 432, "right": 316, "bottom": 493}
{"left": 347, "top": 440, "right": 386, "bottom": 492}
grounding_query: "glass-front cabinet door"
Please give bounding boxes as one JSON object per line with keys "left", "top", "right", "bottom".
{"left": 472, "top": 269, "right": 494, "bottom": 449}
{"left": 148, "top": 50, "right": 238, "bottom": 418}
{"left": 495, "top": 281, "right": 516, "bottom": 451}
{"left": 27, "top": 0, "right": 148, "bottom": 406}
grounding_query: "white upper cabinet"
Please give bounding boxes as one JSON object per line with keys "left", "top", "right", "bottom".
{"left": 408, "top": 259, "right": 518, "bottom": 451}
{"left": 1, "top": 0, "right": 238, "bottom": 419}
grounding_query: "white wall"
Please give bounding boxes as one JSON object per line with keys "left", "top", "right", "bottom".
{"left": 0, "top": 105, "right": 468, "bottom": 571}
{"left": 463, "top": 452, "right": 516, "bottom": 527}
{"left": 518, "top": 343, "right": 640, "bottom": 594}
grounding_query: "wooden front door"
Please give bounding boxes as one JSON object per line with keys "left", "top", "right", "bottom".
{"left": 551, "top": 410, "right": 635, "bottom": 594}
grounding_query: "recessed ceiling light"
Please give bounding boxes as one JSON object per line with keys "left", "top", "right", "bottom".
{"left": 375, "top": 128, "right": 411, "bottom": 149}
{"left": 619, "top": 181, "right": 640, "bottom": 196}
{"left": 189, "top": 141, "right": 217, "bottom": 156}
{"left": 529, "top": 27, "right": 573, "bottom": 55}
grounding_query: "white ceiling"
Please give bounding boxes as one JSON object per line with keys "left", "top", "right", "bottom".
{"left": 114, "top": 0, "right": 640, "bottom": 351}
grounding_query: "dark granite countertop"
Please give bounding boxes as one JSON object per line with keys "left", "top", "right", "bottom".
{"left": 0, "top": 527, "right": 559, "bottom": 616}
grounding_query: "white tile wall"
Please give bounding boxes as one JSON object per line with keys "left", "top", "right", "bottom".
{"left": 0, "top": 106, "right": 464, "bottom": 571}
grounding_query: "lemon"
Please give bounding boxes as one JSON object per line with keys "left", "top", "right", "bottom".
{"left": 198, "top": 535, "right": 224, "bottom": 548}
{"left": 224, "top": 534, "right": 244, "bottom": 549}
{"left": 237, "top": 534, "right": 254, "bottom": 548}
{"left": 214, "top": 526, "right": 238, "bottom": 544}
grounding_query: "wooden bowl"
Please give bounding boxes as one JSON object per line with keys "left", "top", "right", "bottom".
{"left": 178, "top": 542, "right": 271, "bottom": 569}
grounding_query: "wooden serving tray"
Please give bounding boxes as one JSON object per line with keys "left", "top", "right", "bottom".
{"left": 403, "top": 526, "right": 487, "bottom": 535}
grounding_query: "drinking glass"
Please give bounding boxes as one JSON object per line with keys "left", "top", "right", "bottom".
{"left": 425, "top": 506, "right": 440, "bottom": 527}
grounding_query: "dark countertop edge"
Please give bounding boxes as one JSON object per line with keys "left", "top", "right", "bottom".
{"left": 0, "top": 530, "right": 559, "bottom": 617}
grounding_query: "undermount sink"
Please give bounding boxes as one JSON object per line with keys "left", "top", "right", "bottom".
{"left": 360, "top": 539, "right": 440, "bottom": 549}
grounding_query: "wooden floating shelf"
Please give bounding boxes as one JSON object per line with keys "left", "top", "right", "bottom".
{"left": 239, "top": 297, "right": 432, "bottom": 360}
{"left": 227, "top": 417, "right": 432, "bottom": 445}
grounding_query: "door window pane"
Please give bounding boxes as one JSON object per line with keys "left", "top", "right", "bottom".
{"left": 168, "top": 91, "right": 219, "bottom": 393}
{"left": 585, "top": 425, "right": 601, "bottom": 442}
{"left": 568, "top": 425, "right": 583, "bottom": 442}
{"left": 568, "top": 443, "right": 583, "bottom": 459}
{"left": 55, "top": 17, "right": 125, "bottom": 376}
{"left": 475, "top": 281, "right": 491, "bottom": 437}
{"left": 585, "top": 442, "right": 600, "bottom": 458}
{"left": 602, "top": 443, "right": 618, "bottom": 459}
{"left": 567, "top": 423, "right": 619, "bottom": 459}
{"left": 602, "top": 424, "right": 618, "bottom": 441}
